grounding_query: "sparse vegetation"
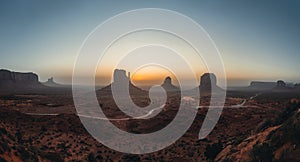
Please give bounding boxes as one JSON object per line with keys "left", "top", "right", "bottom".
{"left": 87, "top": 152, "right": 96, "bottom": 162}
{"left": 256, "top": 118, "right": 273, "bottom": 133}
{"left": 122, "top": 154, "right": 141, "bottom": 162}
{"left": 42, "top": 152, "right": 64, "bottom": 162}
{"left": 0, "top": 89, "right": 300, "bottom": 161}
{"left": 204, "top": 141, "right": 223, "bottom": 161}
{"left": 251, "top": 142, "right": 274, "bottom": 162}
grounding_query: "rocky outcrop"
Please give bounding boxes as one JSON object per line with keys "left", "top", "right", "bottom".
{"left": 161, "top": 76, "right": 179, "bottom": 92}
{"left": 199, "top": 73, "right": 223, "bottom": 94}
{"left": 216, "top": 125, "right": 281, "bottom": 162}
{"left": 0, "top": 69, "right": 39, "bottom": 83}
{"left": 97, "top": 69, "right": 149, "bottom": 108}
{"left": 0, "top": 69, "right": 44, "bottom": 93}
{"left": 216, "top": 102, "right": 300, "bottom": 162}
{"left": 247, "top": 80, "right": 297, "bottom": 91}
{"left": 276, "top": 80, "right": 286, "bottom": 88}
{"left": 43, "top": 77, "right": 66, "bottom": 87}
{"left": 98, "top": 69, "right": 146, "bottom": 96}
{"left": 200, "top": 73, "right": 217, "bottom": 88}
{"left": 113, "top": 69, "right": 130, "bottom": 84}
{"left": 272, "top": 80, "right": 294, "bottom": 91}
{"left": 249, "top": 81, "right": 277, "bottom": 90}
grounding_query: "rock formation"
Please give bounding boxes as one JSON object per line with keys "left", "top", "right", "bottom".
{"left": 216, "top": 104, "right": 300, "bottom": 162}
{"left": 98, "top": 69, "right": 146, "bottom": 96}
{"left": 200, "top": 73, "right": 217, "bottom": 88}
{"left": 276, "top": 80, "right": 286, "bottom": 88}
{"left": 199, "top": 73, "right": 222, "bottom": 93}
{"left": 161, "top": 76, "right": 179, "bottom": 92}
{"left": 249, "top": 81, "right": 277, "bottom": 90}
{"left": 0, "top": 69, "right": 44, "bottom": 93}
{"left": 43, "top": 77, "right": 65, "bottom": 87}
{"left": 113, "top": 69, "right": 130, "bottom": 84}
{"left": 0, "top": 69, "right": 39, "bottom": 83}
{"left": 272, "top": 80, "right": 295, "bottom": 92}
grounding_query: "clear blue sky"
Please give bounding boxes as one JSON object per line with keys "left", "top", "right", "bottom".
{"left": 0, "top": 0, "right": 299, "bottom": 86}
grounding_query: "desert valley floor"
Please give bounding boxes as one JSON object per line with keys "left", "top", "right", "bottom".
{"left": 0, "top": 88, "right": 300, "bottom": 162}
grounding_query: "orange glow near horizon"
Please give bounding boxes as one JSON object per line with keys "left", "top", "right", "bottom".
{"left": 130, "top": 66, "right": 178, "bottom": 86}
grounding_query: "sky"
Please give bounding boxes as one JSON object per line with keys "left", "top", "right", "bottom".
{"left": 0, "top": 0, "right": 299, "bottom": 86}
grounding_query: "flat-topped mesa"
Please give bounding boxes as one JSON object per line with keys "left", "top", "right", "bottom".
{"left": 0, "top": 69, "right": 39, "bottom": 83}
{"left": 0, "top": 69, "right": 46, "bottom": 94}
{"left": 161, "top": 76, "right": 179, "bottom": 92}
{"left": 249, "top": 81, "right": 277, "bottom": 90}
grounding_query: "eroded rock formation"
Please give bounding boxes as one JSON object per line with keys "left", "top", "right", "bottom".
{"left": 200, "top": 73, "right": 217, "bottom": 88}
{"left": 0, "top": 69, "right": 43, "bottom": 93}
{"left": 276, "top": 80, "right": 286, "bottom": 88}
{"left": 0, "top": 69, "right": 39, "bottom": 83}
{"left": 161, "top": 76, "right": 179, "bottom": 92}
{"left": 249, "top": 81, "right": 277, "bottom": 90}
{"left": 98, "top": 69, "right": 146, "bottom": 95}
{"left": 199, "top": 73, "right": 223, "bottom": 93}
{"left": 43, "top": 77, "right": 66, "bottom": 87}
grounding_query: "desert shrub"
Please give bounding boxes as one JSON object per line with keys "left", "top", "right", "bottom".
{"left": 18, "top": 147, "right": 30, "bottom": 161}
{"left": 187, "top": 150, "right": 194, "bottom": 157}
{"left": 7, "top": 133, "right": 14, "bottom": 141}
{"left": 275, "top": 102, "right": 299, "bottom": 125}
{"left": 268, "top": 103, "right": 300, "bottom": 147}
{"left": 280, "top": 113, "right": 300, "bottom": 145}
{"left": 0, "top": 128, "right": 7, "bottom": 135}
{"left": 233, "top": 136, "right": 246, "bottom": 146}
{"left": 122, "top": 154, "right": 141, "bottom": 162}
{"left": 16, "top": 146, "right": 39, "bottom": 162}
{"left": 57, "top": 143, "right": 67, "bottom": 150}
{"left": 42, "top": 152, "right": 64, "bottom": 162}
{"left": 204, "top": 141, "right": 223, "bottom": 161}
{"left": 41, "top": 126, "right": 47, "bottom": 132}
{"left": 222, "top": 158, "right": 232, "bottom": 162}
{"left": 96, "top": 154, "right": 103, "bottom": 161}
{"left": 0, "top": 157, "right": 7, "bottom": 162}
{"left": 256, "top": 119, "right": 273, "bottom": 133}
{"left": 251, "top": 142, "right": 274, "bottom": 162}
{"left": 0, "top": 140, "right": 10, "bottom": 152}
{"left": 87, "top": 152, "right": 96, "bottom": 162}
{"left": 15, "top": 130, "right": 22, "bottom": 143}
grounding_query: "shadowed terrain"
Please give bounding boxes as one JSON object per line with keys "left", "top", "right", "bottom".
{"left": 0, "top": 69, "right": 300, "bottom": 161}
